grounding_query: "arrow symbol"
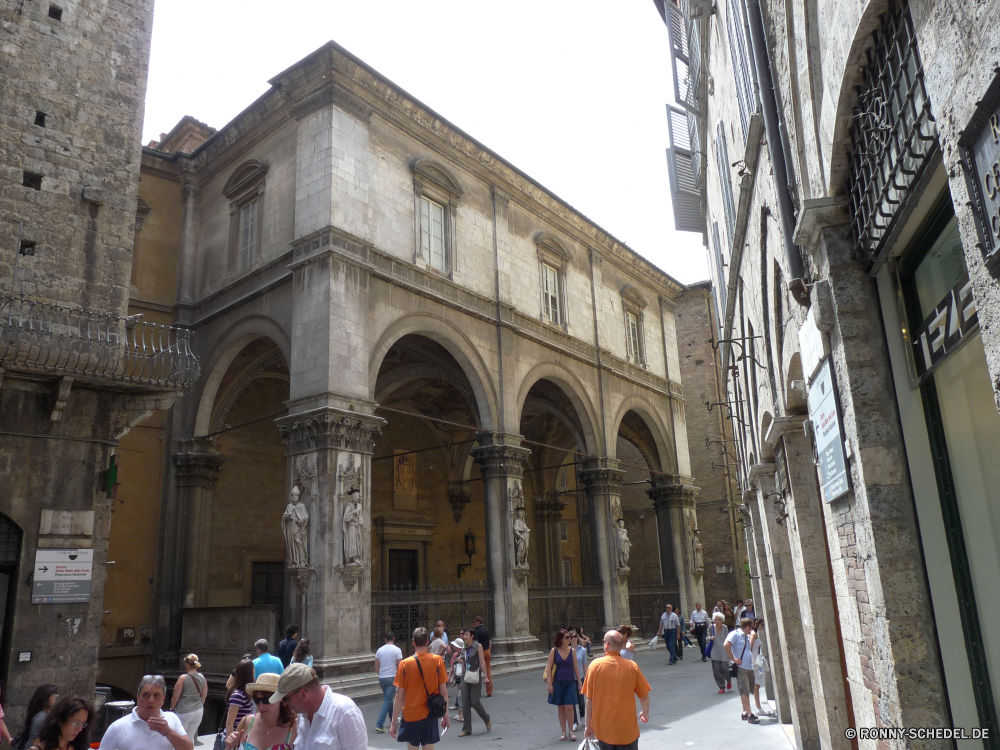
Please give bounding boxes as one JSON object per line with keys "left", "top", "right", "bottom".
{"left": 38, "top": 566, "right": 48, "bottom": 573}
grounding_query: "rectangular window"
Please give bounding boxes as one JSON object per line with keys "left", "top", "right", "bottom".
{"left": 563, "top": 559, "right": 572, "bottom": 585}
{"left": 626, "top": 311, "right": 641, "bottom": 362}
{"left": 560, "top": 522, "right": 568, "bottom": 543}
{"left": 727, "top": 0, "right": 757, "bottom": 142}
{"left": 542, "top": 263, "right": 560, "bottom": 325}
{"left": 420, "top": 197, "right": 446, "bottom": 271}
{"left": 239, "top": 198, "right": 258, "bottom": 270}
{"left": 715, "top": 124, "right": 737, "bottom": 248}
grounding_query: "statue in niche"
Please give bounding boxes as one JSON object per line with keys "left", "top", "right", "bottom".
{"left": 343, "top": 487, "right": 364, "bottom": 565}
{"left": 513, "top": 507, "right": 530, "bottom": 568}
{"left": 615, "top": 518, "right": 631, "bottom": 569}
{"left": 692, "top": 528, "right": 704, "bottom": 573}
{"left": 282, "top": 485, "right": 309, "bottom": 568}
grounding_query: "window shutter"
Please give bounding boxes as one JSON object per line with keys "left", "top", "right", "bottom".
{"left": 726, "top": 0, "right": 758, "bottom": 143}
{"left": 666, "top": 0, "right": 690, "bottom": 108}
{"left": 712, "top": 221, "right": 728, "bottom": 321}
{"left": 667, "top": 105, "right": 703, "bottom": 234}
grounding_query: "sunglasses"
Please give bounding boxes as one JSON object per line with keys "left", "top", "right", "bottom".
{"left": 251, "top": 696, "right": 273, "bottom": 706}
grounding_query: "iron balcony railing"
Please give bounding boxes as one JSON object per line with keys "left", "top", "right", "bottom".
{"left": 0, "top": 294, "right": 200, "bottom": 388}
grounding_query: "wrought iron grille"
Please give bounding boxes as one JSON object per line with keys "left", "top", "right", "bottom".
{"left": 628, "top": 583, "right": 680, "bottom": 638}
{"left": 847, "top": 0, "right": 937, "bottom": 262}
{"left": 371, "top": 585, "right": 494, "bottom": 655}
{"left": 528, "top": 586, "right": 605, "bottom": 650}
{"left": 0, "top": 295, "right": 200, "bottom": 387}
{"left": 0, "top": 516, "right": 20, "bottom": 565}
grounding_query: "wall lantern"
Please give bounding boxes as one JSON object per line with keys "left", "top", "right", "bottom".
{"left": 457, "top": 528, "right": 476, "bottom": 578}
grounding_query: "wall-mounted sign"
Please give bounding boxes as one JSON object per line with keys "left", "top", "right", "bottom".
{"left": 910, "top": 273, "right": 978, "bottom": 380}
{"left": 959, "top": 72, "right": 1000, "bottom": 274}
{"left": 31, "top": 548, "right": 93, "bottom": 604}
{"left": 807, "top": 359, "right": 851, "bottom": 503}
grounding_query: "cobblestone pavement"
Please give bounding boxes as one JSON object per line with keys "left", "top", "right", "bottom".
{"left": 357, "top": 650, "right": 796, "bottom": 749}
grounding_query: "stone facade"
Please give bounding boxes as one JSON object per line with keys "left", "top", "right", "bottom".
{"left": 663, "top": 0, "right": 1000, "bottom": 745}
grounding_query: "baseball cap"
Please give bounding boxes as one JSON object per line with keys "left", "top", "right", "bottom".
{"left": 269, "top": 662, "right": 316, "bottom": 703}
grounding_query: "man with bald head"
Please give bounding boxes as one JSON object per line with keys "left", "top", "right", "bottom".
{"left": 580, "top": 630, "right": 651, "bottom": 749}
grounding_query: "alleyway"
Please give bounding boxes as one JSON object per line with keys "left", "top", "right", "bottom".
{"left": 356, "top": 650, "right": 794, "bottom": 749}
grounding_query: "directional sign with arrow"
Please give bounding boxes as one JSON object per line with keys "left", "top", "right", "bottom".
{"left": 31, "top": 549, "right": 93, "bottom": 604}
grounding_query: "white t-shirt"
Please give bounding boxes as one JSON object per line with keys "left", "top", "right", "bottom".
{"left": 295, "top": 686, "right": 367, "bottom": 750}
{"left": 690, "top": 608, "right": 710, "bottom": 625}
{"left": 375, "top": 643, "right": 403, "bottom": 678}
{"left": 725, "top": 628, "right": 752, "bottom": 669}
{"left": 99, "top": 708, "right": 186, "bottom": 750}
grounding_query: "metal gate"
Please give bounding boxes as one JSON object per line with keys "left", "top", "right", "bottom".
{"left": 528, "top": 586, "right": 605, "bottom": 649}
{"left": 628, "top": 583, "right": 680, "bottom": 638}
{"left": 371, "top": 585, "right": 494, "bottom": 655}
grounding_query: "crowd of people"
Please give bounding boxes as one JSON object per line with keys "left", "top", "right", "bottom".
{"left": 0, "top": 599, "right": 777, "bottom": 750}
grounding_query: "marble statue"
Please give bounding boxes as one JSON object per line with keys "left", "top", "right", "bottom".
{"left": 693, "top": 528, "right": 704, "bottom": 573}
{"left": 513, "top": 507, "right": 530, "bottom": 567}
{"left": 615, "top": 518, "right": 631, "bottom": 569}
{"left": 282, "top": 485, "right": 309, "bottom": 568}
{"left": 343, "top": 487, "right": 363, "bottom": 565}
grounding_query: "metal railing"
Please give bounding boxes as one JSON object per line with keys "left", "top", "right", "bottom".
{"left": 0, "top": 295, "right": 200, "bottom": 387}
{"left": 371, "top": 585, "right": 494, "bottom": 655}
{"left": 628, "top": 583, "right": 681, "bottom": 638}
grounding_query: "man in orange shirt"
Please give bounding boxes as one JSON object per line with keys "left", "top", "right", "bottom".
{"left": 389, "top": 627, "right": 450, "bottom": 749}
{"left": 581, "top": 630, "right": 651, "bottom": 750}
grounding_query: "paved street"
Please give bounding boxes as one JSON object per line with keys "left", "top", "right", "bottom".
{"left": 358, "top": 650, "right": 795, "bottom": 749}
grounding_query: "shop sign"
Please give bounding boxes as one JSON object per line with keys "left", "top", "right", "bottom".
{"left": 31, "top": 548, "right": 93, "bottom": 604}
{"left": 807, "top": 359, "right": 851, "bottom": 503}
{"left": 910, "top": 273, "right": 978, "bottom": 380}
{"left": 960, "top": 73, "right": 1000, "bottom": 273}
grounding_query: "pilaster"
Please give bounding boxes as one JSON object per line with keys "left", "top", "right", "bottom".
{"left": 172, "top": 437, "right": 224, "bottom": 608}
{"left": 579, "top": 464, "right": 628, "bottom": 630}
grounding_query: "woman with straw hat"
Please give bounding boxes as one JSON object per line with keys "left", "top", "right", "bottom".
{"left": 224, "top": 673, "right": 297, "bottom": 750}
{"left": 170, "top": 654, "right": 207, "bottom": 741}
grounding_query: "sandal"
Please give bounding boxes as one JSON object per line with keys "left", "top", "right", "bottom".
{"left": 569, "top": 733, "right": 578, "bottom": 741}
{"left": 559, "top": 733, "right": 567, "bottom": 741}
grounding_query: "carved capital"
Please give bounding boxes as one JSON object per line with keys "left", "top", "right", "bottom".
{"left": 534, "top": 497, "right": 566, "bottom": 519}
{"left": 173, "top": 439, "right": 224, "bottom": 489}
{"left": 292, "top": 567, "right": 316, "bottom": 592}
{"left": 578, "top": 467, "right": 626, "bottom": 496}
{"left": 276, "top": 407, "right": 384, "bottom": 456}
{"left": 647, "top": 476, "right": 698, "bottom": 510}
{"left": 471, "top": 443, "right": 530, "bottom": 479}
{"left": 337, "top": 564, "right": 364, "bottom": 591}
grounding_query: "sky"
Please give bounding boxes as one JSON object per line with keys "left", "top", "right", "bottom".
{"left": 142, "top": 0, "right": 709, "bottom": 285}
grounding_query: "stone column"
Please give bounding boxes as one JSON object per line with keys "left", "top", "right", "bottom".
{"left": 276, "top": 406, "right": 384, "bottom": 677}
{"left": 749, "top": 464, "right": 821, "bottom": 747}
{"left": 779, "top": 427, "right": 853, "bottom": 750}
{"left": 744, "top": 490, "right": 790, "bottom": 713}
{"left": 173, "top": 437, "right": 224, "bottom": 608}
{"left": 647, "top": 477, "right": 702, "bottom": 615}
{"left": 471, "top": 438, "right": 537, "bottom": 655}
{"left": 579, "top": 464, "right": 629, "bottom": 629}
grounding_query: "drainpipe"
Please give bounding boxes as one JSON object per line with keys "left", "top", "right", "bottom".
{"left": 745, "top": 0, "right": 809, "bottom": 305}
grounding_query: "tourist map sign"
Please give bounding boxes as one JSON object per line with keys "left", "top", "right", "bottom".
{"left": 31, "top": 548, "right": 93, "bottom": 604}
{"left": 808, "top": 359, "right": 851, "bottom": 503}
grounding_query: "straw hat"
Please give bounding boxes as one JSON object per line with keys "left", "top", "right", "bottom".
{"left": 246, "top": 672, "right": 282, "bottom": 694}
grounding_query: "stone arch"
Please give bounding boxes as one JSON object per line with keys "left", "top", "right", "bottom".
{"left": 222, "top": 159, "right": 269, "bottom": 198}
{"left": 514, "top": 362, "right": 601, "bottom": 455}
{"left": 609, "top": 396, "right": 676, "bottom": 474}
{"left": 759, "top": 410, "right": 775, "bottom": 459}
{"left": 823, "top": 0, "right": 893, "bottom": 195}
{"left": 785, "top": 351, "right": 806, "bottom": 414}
{"left": 368, "top": 314, "right": 498, "bottom": 431}
{"left": 193, "top": 315, "right": 291, "bottom": 437}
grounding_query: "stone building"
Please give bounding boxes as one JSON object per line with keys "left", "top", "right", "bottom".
{"left": 0, "top": 0, "right": 198, "bottom": 721}
{"left": 662, "top": 0, "right": 1000, "bottom": 745}
{"left": 89, "top": 39, "right": 743, "bottom": 714}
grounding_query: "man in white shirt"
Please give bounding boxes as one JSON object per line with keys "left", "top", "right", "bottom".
{"left": 656, "top": 604, "right": 681, "bottom": 665}
{"left": 272, "top": 663, "right": 367, "bottom": 750}
{"left": 99, "top": 675, "right": 193, "bottom": 750}
{"left": 690, "top": 602, "right": 710, "bottom": 662}
{"left": 725, "top": 618, "right": 759, "bottom": 724}
{"left": 374, "top": 630, "right": 403, "bottom": 733}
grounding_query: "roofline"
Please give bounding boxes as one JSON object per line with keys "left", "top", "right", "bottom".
{"left": 157, "top": 40, "right": 688, "bottom": 293}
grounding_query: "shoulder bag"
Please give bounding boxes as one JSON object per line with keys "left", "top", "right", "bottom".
{"left": 730, "top": 635, "right": 748, "bottom": 678}
{"left": 413, "top": 655, "right": 447, "bottom": 719}
{"left": 463, "top": 647, "right": 481, "bottom": 684}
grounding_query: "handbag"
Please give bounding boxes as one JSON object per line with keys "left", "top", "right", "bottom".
{"left": 413, "top": 655, "right": 447, "bottom": 719}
